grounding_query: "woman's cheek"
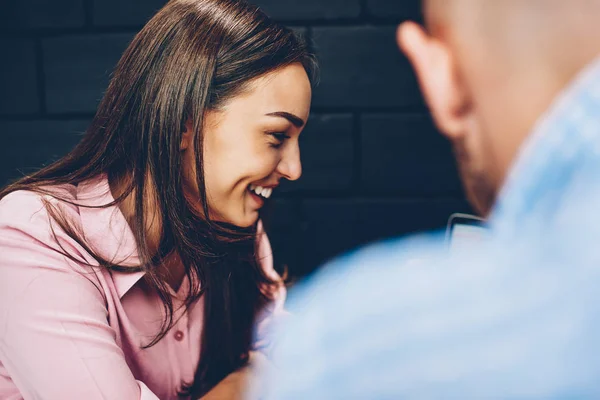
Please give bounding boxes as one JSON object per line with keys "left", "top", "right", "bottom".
{"left": 247, "top": 153, "right": 279, "bottom": 178}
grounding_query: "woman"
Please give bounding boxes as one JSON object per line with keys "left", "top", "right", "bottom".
{"left": 0, "top": 0, "right": 316, "bottom": 399}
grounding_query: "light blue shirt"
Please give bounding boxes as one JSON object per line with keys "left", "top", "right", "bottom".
{"left": 264, "top": 56, "right": 600, "bottom": 399}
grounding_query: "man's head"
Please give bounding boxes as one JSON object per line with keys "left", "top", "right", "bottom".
{"left": 399, "top": 0, "right": 600, "bottom": 215}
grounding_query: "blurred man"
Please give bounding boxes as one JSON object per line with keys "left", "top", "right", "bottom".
{"left": 263, "top": 0, "right": 600, "bottom": 398}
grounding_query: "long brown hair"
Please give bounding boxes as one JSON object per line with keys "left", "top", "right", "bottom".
{"left": 1, "top": 0, "right": 317, "bottom": 396}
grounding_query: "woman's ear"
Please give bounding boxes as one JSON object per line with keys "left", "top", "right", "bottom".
{"left": 397, "top": 22, "right": 470, "bottom": 140}
{"left": 181, "top": 120, "right": 193, "bottom": 151}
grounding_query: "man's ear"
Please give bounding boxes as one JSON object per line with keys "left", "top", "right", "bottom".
{"left": 181, "top": 120, "right": 193, "bottom": 151}
{"left": 397, "top": 22, "right": 468, "bottom": 139}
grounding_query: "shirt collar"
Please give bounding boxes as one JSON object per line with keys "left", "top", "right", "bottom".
{"left": 77, "top": 174, "right": 145, "bottom": 298}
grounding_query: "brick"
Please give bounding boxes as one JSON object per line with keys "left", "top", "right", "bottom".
{"left": 0, "top": 119, "right": 89, "bottom": 185}
{"left": 261, "top": 199, "right": 306, "bottom": 278}
{"left": 312, "top": 26, "right": 422, "bottom": 108}
{"left": 366, "top": 0, "right": 423, "bottom": 21}
{"left": 43, "top": 34, "right": 133, "bottom": 114}
{"left": 302, "top": 198, "right": 472, "bottom": 274}
{"left": 361, "top": 113, "right": 463, "bottom": 195}
{"left": 253, "top": 0, "right": 360, "bottom": 21}
{"left": 280, "top": 114, "right": 353, "bottom": 192}
{"left": 0, "top": 0, "right": 85, "bottom": 30}
{"left": 0, "top": 39, "right": 39, "bottom": 115}
{"left": 303, "top": 199, "right": 363, "bottom": 269}
{"left": 93, "top": 0, "right": 167, "bottom": 26}
{"left": 355, "top": 199, "right": 472, "bottom": 245}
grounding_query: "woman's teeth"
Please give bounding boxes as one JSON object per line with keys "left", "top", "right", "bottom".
{"left": 249, "top": 185, "right": 273, "bottom": 199}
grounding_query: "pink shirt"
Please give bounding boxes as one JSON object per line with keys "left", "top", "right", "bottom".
{"left": 0, "top": 175, "right": 285, "bottom": 400}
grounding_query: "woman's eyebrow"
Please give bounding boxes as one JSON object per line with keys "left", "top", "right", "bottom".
{"left": 265, "top": 111, "right": 305, "bottom": 128}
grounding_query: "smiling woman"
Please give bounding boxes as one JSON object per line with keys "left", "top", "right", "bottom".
{"left": 0, "top": 0, "right": 316, "bottom": 399}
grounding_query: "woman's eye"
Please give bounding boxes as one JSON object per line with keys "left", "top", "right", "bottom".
{"left": 268, "top": 132, "right": 290, "bottom": 148}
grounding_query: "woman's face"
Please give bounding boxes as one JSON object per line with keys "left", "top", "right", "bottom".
{"left": 181, "top": 63, "right": 312, "bottom": 227}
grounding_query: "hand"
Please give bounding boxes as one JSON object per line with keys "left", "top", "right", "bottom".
{"left": 200, "top": 352, "right": 273, "bottom": 400}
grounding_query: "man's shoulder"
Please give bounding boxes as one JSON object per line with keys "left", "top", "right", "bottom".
{"left": 269, "top": 232, "right": 452, "bottom": 397}
{"left": 275, "top": 232, "right": 451, "bottom": 361}
{"left": 269, "top": 230, "right": 600, "bottom": 398}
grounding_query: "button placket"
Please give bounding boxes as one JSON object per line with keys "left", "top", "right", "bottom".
{"left": 173, "top": 306, "right": 189, "bottom": 342}
{"left": 172, "top": 314, "right": 195, "bottom": 390}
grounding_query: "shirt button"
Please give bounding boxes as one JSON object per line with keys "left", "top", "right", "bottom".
{"left": 174, "top": 330, "right": 184, "bottom": 341}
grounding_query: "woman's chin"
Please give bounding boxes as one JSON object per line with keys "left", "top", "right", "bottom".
{"left": 215, "top": 211, "right": 258, "bottom": 229}
{"left": 237, "top": 211, "right": 259, "bottom": 228}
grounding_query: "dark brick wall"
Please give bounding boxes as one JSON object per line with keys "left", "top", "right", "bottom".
{"left": 0, "top": 0, "right": 471, "bottom": 278}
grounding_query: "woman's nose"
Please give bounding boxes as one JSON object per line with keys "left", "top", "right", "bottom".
{"left": 277, "top": 143, "right": 302, "bottom": 181}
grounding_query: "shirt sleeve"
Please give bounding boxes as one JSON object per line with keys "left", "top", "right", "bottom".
{"left": 0, "top": 197, "right": 159, "bottom": 400}
{"left": 252, "top": 220, "right": 289, "bottom": 353}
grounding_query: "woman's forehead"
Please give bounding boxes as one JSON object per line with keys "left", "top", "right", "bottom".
{"left": 223, "top": 64, "right": 312, "bottom": 120}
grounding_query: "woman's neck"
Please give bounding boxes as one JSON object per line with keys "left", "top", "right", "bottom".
{"left": 108, "top": 173, "right": 187, "bottom": 293}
